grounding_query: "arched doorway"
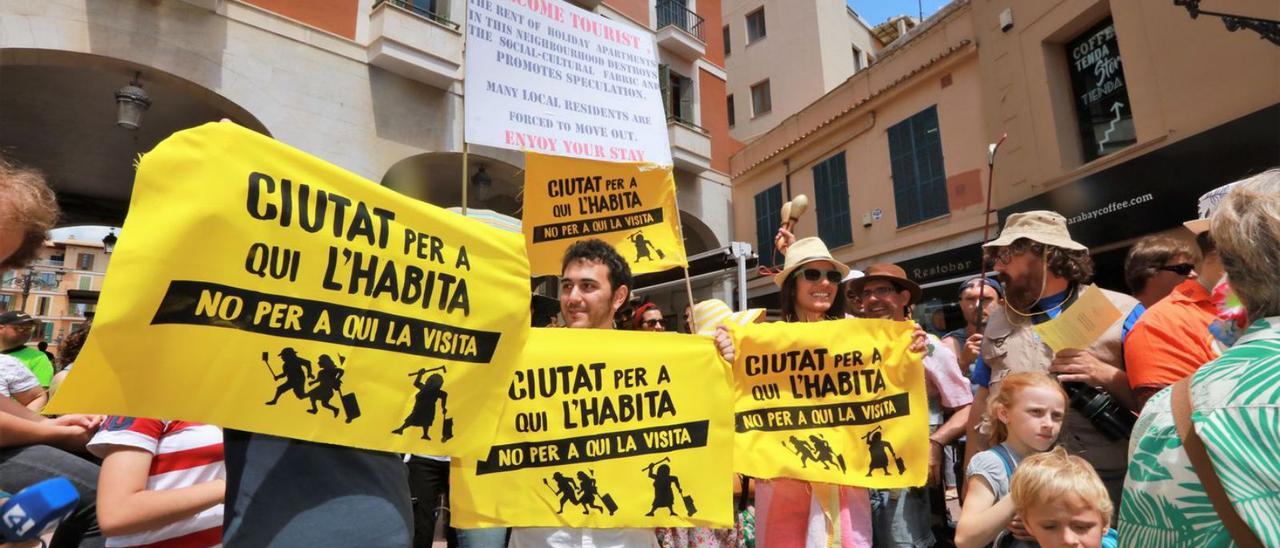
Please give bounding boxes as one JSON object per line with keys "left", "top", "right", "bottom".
{"left": 0, "top": 49, "right": 269, "bottom": 227}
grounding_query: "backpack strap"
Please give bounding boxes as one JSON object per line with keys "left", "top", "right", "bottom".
{"left": 990, "top": 444, "right": 1016, "bottom": 480}
{"left": 1170, "top": 377, "right": 1263, "bottom": 548}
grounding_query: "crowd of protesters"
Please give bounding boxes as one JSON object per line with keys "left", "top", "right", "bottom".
{"left": 0, "top": 149, "right": 1276, "bottom": 548}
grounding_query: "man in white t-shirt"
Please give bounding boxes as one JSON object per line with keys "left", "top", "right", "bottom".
{"left": 0, "top": 353, "right": 46, "bottom": 411}
{"left": 506, "top": 239, "right": 657, "bottom": 548}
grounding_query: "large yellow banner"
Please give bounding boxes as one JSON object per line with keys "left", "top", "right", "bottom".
{"left": 523, "top": 152, "right": 687, "bottom": 276}
{"left": 451, "top": 328, "right": 734, "bottom": 528}
{"left": 47, "top": 122, "right": 531, "bottom": 458}
{"left": 730, "top": 319, "right": 928, "bottom": 489}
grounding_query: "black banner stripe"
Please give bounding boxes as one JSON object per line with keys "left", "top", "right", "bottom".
{"left": 531, "top": 207, "right": 664, "bottom": 243}
{"left": 734, "top": 393, "right": 911, "bottom": 433}
{"left": 475, "top": 420, "right": 708, "bottom": 475}
{"left": 150, "top": 280, "right": 501, "bottom": 362}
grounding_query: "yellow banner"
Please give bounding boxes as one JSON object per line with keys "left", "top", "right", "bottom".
{"left": 451, "top": 328, "right": 734, "bottom": 528}
{"left": 522, "top": 152, "right": 687, "bottom": 276}
{"left": 47, "top": 122, "right": 531, "bottom": 458}
{"left": 730, "top": 319, "right": 928, "bottom": 489}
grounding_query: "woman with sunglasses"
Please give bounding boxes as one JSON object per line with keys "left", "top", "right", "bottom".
{"left": 714, "top": 236, "right": 928, "bottom": 547}
{"left": 633, "top": 303, "right": 667, "bottom": 332}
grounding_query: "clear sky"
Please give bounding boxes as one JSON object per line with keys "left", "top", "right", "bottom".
{"left": 846, "top": 0, "right": 949, "bottom": 27}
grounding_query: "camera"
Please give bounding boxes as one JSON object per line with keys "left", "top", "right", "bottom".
{"left": 1061, "top": 381, "right": 1135, "bottom": 441}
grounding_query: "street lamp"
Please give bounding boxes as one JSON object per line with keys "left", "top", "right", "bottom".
{"left": 115, "top": 72, "right": 152, "bottom": 130}
{"left": 471, "top": 165, "right": 493, "bottom": 202}
{"left": 1174, "top": 0, "right": 1280, "bottom": 46}
{"left": 103, "top": 230, "right": 118, "bottom": 255}
{"left": 9, "top": 267, "right": 65, "bottom": 312}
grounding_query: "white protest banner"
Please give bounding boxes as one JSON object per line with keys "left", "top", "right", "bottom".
{"left": 464, "top": 0, "right": 672, "bottom": 165}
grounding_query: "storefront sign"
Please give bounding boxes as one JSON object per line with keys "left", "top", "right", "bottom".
{"left": 1067, "top": 18, "right": 1134, "bottom": 162}
{"left": 999, "top": 104, "right": 1280, "bottom": 248}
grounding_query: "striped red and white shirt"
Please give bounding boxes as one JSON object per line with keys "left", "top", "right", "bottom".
{"left": 88, "top": 417, "right": 225, "bottom": 547}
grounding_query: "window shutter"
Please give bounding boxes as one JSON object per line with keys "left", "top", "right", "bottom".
{"left": 659, "top": 64, "right": 672, "bottom": 119}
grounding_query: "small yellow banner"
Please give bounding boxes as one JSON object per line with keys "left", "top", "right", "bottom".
{"left": 729, "top": 319, "right": 928, "bottom": 489}
{"left": 451, "top": 328, "right": 735, "bottom": 528}
{"left": 47, "top": 122, "right": 531, "bottom": 458}
{"left": 522, "top": 152, "right": 687, "bottom": 276}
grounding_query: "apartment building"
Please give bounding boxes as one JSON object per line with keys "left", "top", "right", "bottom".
{"left": 721, "top": 0, "right": 882, "bottom": 142}
{"left": 730, "top": 0, "right": 1279, "bottom": 326}
{"left": 0, "top": 239, "right": 110, "bottom": 349}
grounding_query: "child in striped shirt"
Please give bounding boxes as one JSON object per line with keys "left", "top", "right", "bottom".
{"left": 88, "top": 417, "right": 225, "bottom": 547}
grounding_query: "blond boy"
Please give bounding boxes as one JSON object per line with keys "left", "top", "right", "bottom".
{"left": 1009, "top": 447, "right": 1117, "bottom": 548}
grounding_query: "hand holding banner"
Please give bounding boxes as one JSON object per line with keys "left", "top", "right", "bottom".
{"left": 523, "top": 152, "right": 687, "bottom": 275}
{"left": 729, "top": 319, "right": 928, "bottom": 489}
{"left": 47, "top": 122, "right": 531, "bottom": 458}
{"left": 451, "top": 328, "right": 734, "bottom": 528}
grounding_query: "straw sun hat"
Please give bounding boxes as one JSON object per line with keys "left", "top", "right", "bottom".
{"left": 772, "top": 237, "right": 850, "bottom": 287}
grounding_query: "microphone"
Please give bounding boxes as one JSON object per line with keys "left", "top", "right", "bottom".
{"left": 0, "top": 477, "right": 80, "bottom": 542}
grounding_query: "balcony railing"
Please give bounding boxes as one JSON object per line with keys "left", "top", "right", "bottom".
{"left": 656, "top": 0, "right": 704, "bottom": 42}
{"left": 374, "top": 0, "right": 459, "bottom": 30}
{"left": 667, "top": 115, "right": 704, "bottom": 131}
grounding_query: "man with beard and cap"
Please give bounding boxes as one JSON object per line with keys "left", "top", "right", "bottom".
{"left": 962, "top": 211, "right": 1141, "bottom": 520}
{"left": 506, "top": 238, "right": 657, "bottom": 548}
{"left": 848, "top": 264, "right": 973, "bottom": 547}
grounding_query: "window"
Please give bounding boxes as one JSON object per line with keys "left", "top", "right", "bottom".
{"left": 77, "top": 253, "right": 94, "bottom": 271}
{"left": 723, "top": 25, "right": 731, "bottom": 56}
{"left": 1066, "top": 17, "right": 1134, "bottom": 162}
{"left": 852, "top": 45, "right": 863, "bottom": 72}
{"left": 754, "top": 184, "right": 784, "bottom": 267}
{"left": 727, "top": 95, "right": 736, "bottom": 127}
{"left": 79, "top": 275, "right": 92, "bottom": 290}
{"left": 659, "top": 65, "right": 695, "bottom": 124}
{"left": 41, "top": 322, "right": 52, "bottom": 342}
{"left": 36, "top": 296, "right": 50, "bottom": 317}
{"left": 887, "top": 106, "right": 950, "bottom": 227}
{"left": 409, "top": 0, "right": 447, "bottom": 19}
{"left": 0, "top": 295, "right": 10, "bottom": 311}
{"left": 746, "top": 8, "right": 766, "bottom": 43}
{"left": 36, "top": 272, "right": 57, "bottom": 287}
{"left": 73, "top": 303, "right": 95, "bottom": 317}
{"left": 812, "top": 152, "right": 853, "bottom": 247}
{"left": 750, "top": 80, "right": 771, "bottom": 116}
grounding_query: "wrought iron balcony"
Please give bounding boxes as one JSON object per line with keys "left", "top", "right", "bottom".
{"left": 655, "top": 0, "right": 706, "bottom": 59}
{"left": 656, "top": 0, "right": 705, "bottom": 42}
{"left": 373, "top": 0, "right": 459, "bottom": 30}
{"left": 368, "top": 0, "right": 463, "bottom": 90}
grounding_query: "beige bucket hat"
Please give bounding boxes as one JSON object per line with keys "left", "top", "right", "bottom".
{"left": 772, "top": 237, "right": 850, "bottom": 287}
{"left": 983, "top": 210, "right": 1087, "bottom": 251}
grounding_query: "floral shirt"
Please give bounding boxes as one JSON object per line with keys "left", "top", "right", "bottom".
{"left": 1119, "top": 316, "right": 1280, "bottom": 547}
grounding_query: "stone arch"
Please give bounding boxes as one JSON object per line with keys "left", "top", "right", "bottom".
{"left": 679, "top": 210, "right": 720, "bottom": 255}
{"left": 0, "top": 48, "right": 270, "bottom": 226}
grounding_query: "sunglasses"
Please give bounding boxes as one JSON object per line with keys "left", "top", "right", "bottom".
{"left": 800, "top": 268, "right": 843, "bottom": 284}
{"left": 642, "top": 318, "right": 665, "bottom": 328}
{"left": 860, "top": 286, "right": 900, "bottom": 301}
{"left": 1158, "top": 263, "right": 1195, "bottom": 276}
